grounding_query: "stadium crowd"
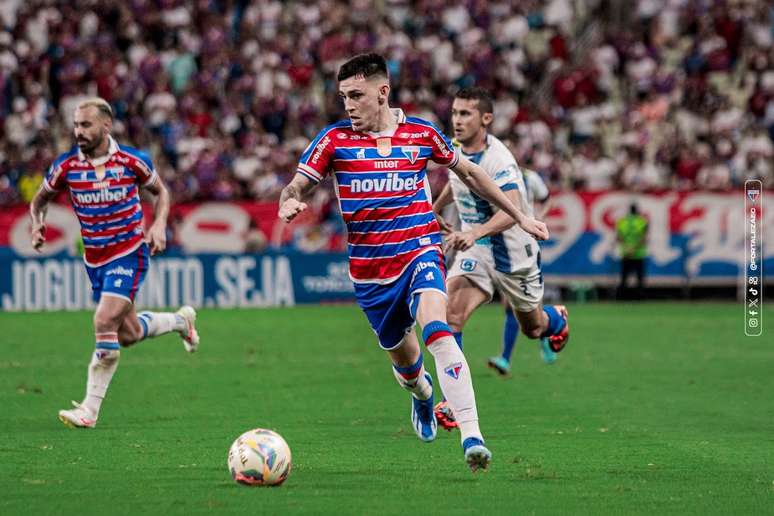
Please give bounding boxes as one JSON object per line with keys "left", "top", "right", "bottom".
{"left": 0, "top": 0, "right": 773, "bottom": 210}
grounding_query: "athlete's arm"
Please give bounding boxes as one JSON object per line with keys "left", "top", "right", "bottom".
{"left": 29, "top": 186, "right": 58, "bottom": 251}
{"left": 446, "top": 189, "right": 521, "bottom": 251}
{"left": 432, "top": 182, "right": 454, "bottom": 234}
{"left": 143, "top": 176, "right": 170, "bottom": 255}
{"left": 534, "top": 196, "right": 551, "bottom": 220}
{"left": 278, "top": 173, "right": 316, "bottom": 223}
{"left": 450, "top": 157, "right": 549, "bottom": 241}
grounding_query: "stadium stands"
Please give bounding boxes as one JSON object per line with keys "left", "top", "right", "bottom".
{"left": 0, "top": 0, "right": 771, "bottom": 207}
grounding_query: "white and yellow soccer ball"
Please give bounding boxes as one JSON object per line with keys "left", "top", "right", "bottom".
{"left": 227, "top": 429, "right": 292, "bottom": 486}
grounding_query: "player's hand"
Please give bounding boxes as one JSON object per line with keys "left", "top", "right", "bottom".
{"left": 145, "top": 222, "right": 167, "bottom": 256}
{"left": 447, "top": 230, "right": 477, "bottom": 251}
{"left": 31, "top": 223, "right": 45, "bottom": 252}
{"left": 278, "top": 198, "right": 308, "bottom": 223}
{"left": 519, "top": 217, "right": 550, "bottom": 241}
{"left": 434, "top": 212, "right": 453, "bottom": 235}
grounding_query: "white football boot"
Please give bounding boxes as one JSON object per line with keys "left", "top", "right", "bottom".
{"left": 176, "top": 306, "right": 200, "bottom": 353}
{"left": 58, "top": 401, "right": 97, "bottom": 429}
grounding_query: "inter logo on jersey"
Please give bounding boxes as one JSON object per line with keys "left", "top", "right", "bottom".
{"left": 444, "top": 362, "right": 463, "bottom": 380}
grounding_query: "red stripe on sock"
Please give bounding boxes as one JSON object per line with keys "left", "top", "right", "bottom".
{"left": 425, "top": 330, "right": 453, "bottom": 346}
{"left": 397, "top": 368, "right": 423, "bottom": 380}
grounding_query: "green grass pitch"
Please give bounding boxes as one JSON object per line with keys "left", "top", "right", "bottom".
{"left": 1, "top": 303, "right": 773, "bottom": 515}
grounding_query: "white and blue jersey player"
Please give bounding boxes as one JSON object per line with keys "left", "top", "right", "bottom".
{"left": 431, "top": 88, "right": 569, "bottom": 428}
{"left": 493, "top": 166, "right": 556, "bottom": 373}
{"left": 30, "top": 98, "right": 200, "bottom": 430}
{"left": 278, "top": 54, "right": 549, "bottom": 472}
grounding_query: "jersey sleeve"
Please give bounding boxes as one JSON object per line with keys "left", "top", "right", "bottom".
{"left": 491, "top": 152, "right": 521, "bottom": 192}
{"left": 43, "top": 159, "right": 67, "bottom": 192}
{"left": 425, "top": 123, "right": 460, "bottom": 168}
{"left": 132, "top": 150, "right": 158, "bottom": 187}
{"left": 528, "top": 172, "right": 550, "bottom": 202}
{"left": 296, "top": 127, "right": 336, "bottom": 183}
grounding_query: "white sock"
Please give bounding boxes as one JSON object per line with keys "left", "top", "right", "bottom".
{"left": 427, "top": 337, "right": 483, "bottom": 443}
{"left": 138, "top": 312, "right": 186, "bottom": 339}
{"left": 83, "top": 333, "right": 121, "bottom": 417}
{"left": 392, "top": 362, "right": 433, "bottom": 401}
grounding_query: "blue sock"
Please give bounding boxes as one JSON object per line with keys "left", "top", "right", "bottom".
{"left": 501, "top": 307, "right": 519, "bottom": 362}
{"left": 541, "top": 305, "right": 566, "bottom": 338}
{"left": 453, "top": 332, "right": 463, "bottom": 351}
{"left": 137, "top": 313, "right": 150, "bottom": 339}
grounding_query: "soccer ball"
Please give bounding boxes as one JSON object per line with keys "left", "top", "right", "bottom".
{"left": 227, "top": 428, "right": 292, "bottom": 486}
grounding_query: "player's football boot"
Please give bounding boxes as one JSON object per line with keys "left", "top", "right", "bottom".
{"left": 433, "top": 400, "right": 458, "bottom": 431}
{"left": 539, "top": 338, "right": 558, "bottom": 364}
{"left": 176, "top": 305, "right": 200, "bottom": 352}
{"left": 463, "top": 437, "right": 492, "bottom": 472}
{"left": 411, "top": 373, "right": 437, "bottom": 442}
{"left": 487, "top": 356, "right": 511, "bottom": 376}
{"left": 547, "top": 305, "right": 569, "bottom": 352}
{"left": 58, "top": 401, "right": 97, "bottom": 429}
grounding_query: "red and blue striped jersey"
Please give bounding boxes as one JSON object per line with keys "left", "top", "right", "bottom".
{"left": 296, "top": 109, "right": 459, "bottom": 284}
{"left": 44, "top": 136, "right": 158, "bottom": 267}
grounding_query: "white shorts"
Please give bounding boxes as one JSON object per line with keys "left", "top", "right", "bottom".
{"left": 448, "top": 244, "right": 543, "bottom": 312}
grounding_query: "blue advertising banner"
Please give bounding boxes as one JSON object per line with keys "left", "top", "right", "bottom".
{"left": 0, "top": 250, "right": 354, "bottom": 311}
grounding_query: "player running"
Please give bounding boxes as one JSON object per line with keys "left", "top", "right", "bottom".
{"left": 431, "top": 88, "right": 569, "bottom": 429}
{"left": 491, "top": 165, "right": 556, "bottom": 374}
{"left": 29, "top": 98, "right": 200, "bottom": 429}
{"left": 278, "top": 54, "right": 548, "bottom": 471}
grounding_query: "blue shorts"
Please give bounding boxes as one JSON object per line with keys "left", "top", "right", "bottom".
{"left": 86, "top": 244, "right": 149, "bottom": 304}
{"left": 355, "top": 250, "right": 447, "bottom": 350}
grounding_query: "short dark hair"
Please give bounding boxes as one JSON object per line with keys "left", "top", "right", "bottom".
{"left": 455, "top": 87, "right": 494, "bottom": 114}
{"left": 337, "top": 53, "right": 389, "bottom": 82}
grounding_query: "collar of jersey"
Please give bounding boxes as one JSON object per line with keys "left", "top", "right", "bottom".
{"left": 78, "top": 135, "right": 119, "bottom": 166}
{"left": 364, "top": 108, "right": 407, "bottom": 138}
{"left": 461, "top": 134, "right": 491, "bottom": 164}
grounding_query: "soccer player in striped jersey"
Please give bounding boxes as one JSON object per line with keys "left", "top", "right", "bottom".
{"left": 29, "top": 98, "right": 200, "bottom": 429}
{"left": 278, "top": 54, "right": 548, "bottom": 472}
{"left": 431, "top": 88, "right": 569, "bottom": 428}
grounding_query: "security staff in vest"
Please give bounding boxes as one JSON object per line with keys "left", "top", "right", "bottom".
{"left": 616, "top": 203, "right": 648, "bottom": 300}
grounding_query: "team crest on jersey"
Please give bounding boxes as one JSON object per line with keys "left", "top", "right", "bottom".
{"left": 444, "top": 362, "right": 463, "bottom": 380}
{"left": 376, "top": 137, "right": 392, "bottom": 157}
{"left": 107, "top": 167, "right": 124, "bottom": 181}
{"left": 748, "top": 189, "right": 760, "bottom": 203}
{"left": 403, "top": 146, "right": 420, "bottom": 164}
